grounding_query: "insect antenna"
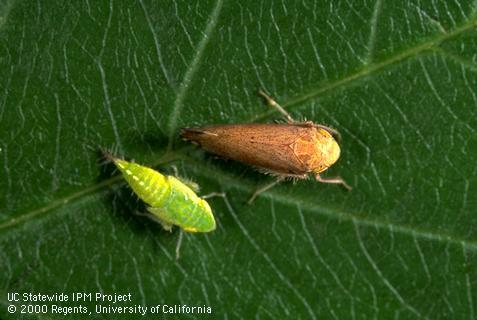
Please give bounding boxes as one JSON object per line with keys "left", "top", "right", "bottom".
{"left": 94, "top": 146, "right": 122, "bottom": 181}
{"left": 98, "top": 145, "right": 123, "bottom": 166}
{"left": 257, "top": 89, "right": 295, "bottom": 123}
{"left": 100, "top": 148, "right": 115, "bottom": 163}
{"left": 97, "top": 146, "right": 128, "bottom": 181}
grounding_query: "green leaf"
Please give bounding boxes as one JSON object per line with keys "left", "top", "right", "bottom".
{"left": 1, "top": 1, "right": 477, "bottom": 319}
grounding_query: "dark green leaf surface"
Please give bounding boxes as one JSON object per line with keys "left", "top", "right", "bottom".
{"left": 1, "top": 1, "right": 477, "bottom": 319}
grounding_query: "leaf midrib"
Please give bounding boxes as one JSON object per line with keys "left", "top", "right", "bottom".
{"left": 3, "top": 149, "right": 477, "bottom": 252}
{"left": 2, "top": 14, "right": 477, "bottom": 249}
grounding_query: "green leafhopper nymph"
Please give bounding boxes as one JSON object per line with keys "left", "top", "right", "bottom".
{"left": 105, "top": 153, "right": 216, "bottom": 232}
{"left": 103, "top": 152, "right": 219, "bottom": 258}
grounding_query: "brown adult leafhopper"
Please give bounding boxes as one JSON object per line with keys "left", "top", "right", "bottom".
{"left": 181, "top": 90, "right": 351, "bottom": 203}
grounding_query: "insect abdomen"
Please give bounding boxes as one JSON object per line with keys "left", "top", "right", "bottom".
{"left": 112, "top": 158, "right": 216, "bottom": 233}
{"left": 113, "top": 158, "right": 169, "bottom": 207}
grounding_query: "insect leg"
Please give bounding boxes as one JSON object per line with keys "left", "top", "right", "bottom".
{"left": 315, "top": 174, "right": 352, "bottom": 190}
{"left": 170, "top": 165, "right": 179, "bottom": 177}
{"left": 175, "top": 230, "right": 184, "bottom": 260}
{"left": 138, "top": 209, "right": 186, "bottom": 260}
{"left": 202, "top": 192, "right": 226, "bottom": 199}
{"left": 257, "top": 89, "right": 295, "bottom": 123}
{"left": 247, "top": 176, "right": 286, "bottom": 204}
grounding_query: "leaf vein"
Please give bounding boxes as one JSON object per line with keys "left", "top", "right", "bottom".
{"left": 354, "top": 222, "right": 422, "bottom": 318}
{"left": 223, "top": 197, "right": 316, "bottom": 320}
{"left": 365, "top": 0, "right": 383, "bottom": 64}
{"left": 251, "top": 16, "right": 477, "bottom": 122}
{"left": 167, "top": 0, "right": 224, "bottom": 147}
{"left": 139, "top": 0, "right": 175, "bottom": 89}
